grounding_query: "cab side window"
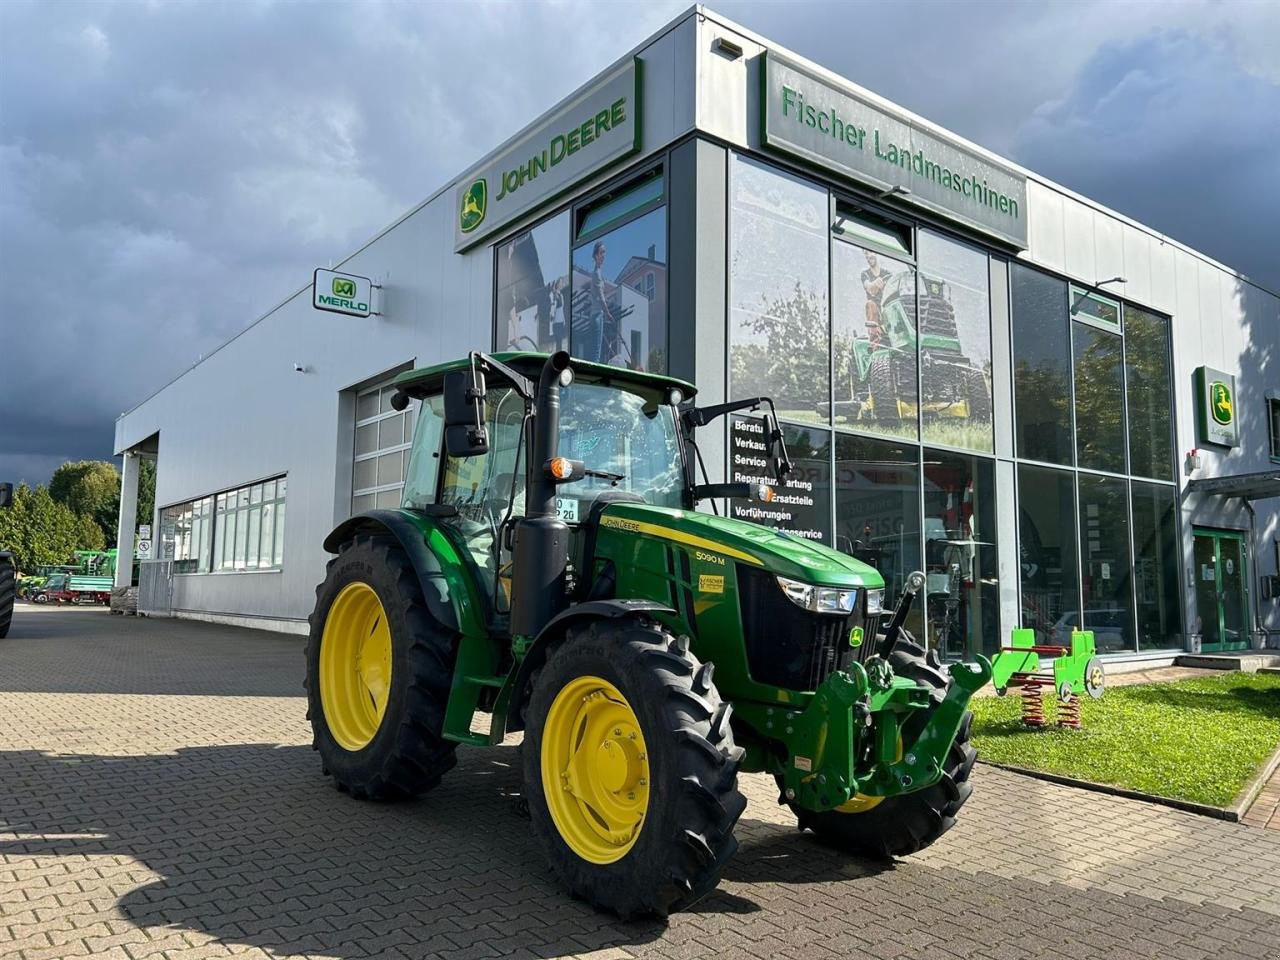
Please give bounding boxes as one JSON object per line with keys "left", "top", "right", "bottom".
{"left": 402, "top": 395, "right": 446, "bottom": 509}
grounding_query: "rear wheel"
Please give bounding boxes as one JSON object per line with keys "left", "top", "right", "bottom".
{"left": 0, "top": 556, "right": 14, "bottom": 639}
{"left": 522, "top": 619, "right": 745, "bottom": 918}
{"left": 306, "top": 534, "right": 457, "bottom": 799}
{"left": 785, "top": 631, "right": 977, "bottom": 858}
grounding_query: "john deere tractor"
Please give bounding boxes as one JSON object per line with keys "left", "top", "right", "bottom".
{"left": 1, "top": 483, "right": 14, "bottom": 639}
{"left": 306, "top": 352, "right": 991, "bottom": 917}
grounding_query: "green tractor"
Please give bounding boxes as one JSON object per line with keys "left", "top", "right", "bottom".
{"left": 305, "top": 352, "right": 991, "bottom": 917}
{"left": 1, "top": 483, "right": 14, "bottom": 639}
{"left": 841, "top": 272, "right": 992, "bottom": 426}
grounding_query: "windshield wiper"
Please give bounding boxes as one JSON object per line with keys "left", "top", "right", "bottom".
{"left": 584, "top": 468, "right": 625, "bottom": 487}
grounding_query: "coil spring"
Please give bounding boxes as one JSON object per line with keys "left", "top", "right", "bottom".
{"left": 1021, "top": 681, "right": 1046, "bottom": 727}
{"left": 1058, "top": 693, "right": 1082, "bottom": 730}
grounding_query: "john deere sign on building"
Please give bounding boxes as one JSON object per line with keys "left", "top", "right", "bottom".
{"left": 760, "top": 52, "right": 1028, "bottom": 249}
{"left": 453, "top": 58, "right": 640, "bottom": 252}
{"left": 1196, "top": 366, "right": 1239, "bottom": 447}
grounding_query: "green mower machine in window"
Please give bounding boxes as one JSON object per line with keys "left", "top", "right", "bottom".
{"left": 846, "top": 273, "right": 993, "bottom": 425}
{"left": 305, "top": 351, "right": 992, "bottom": 917}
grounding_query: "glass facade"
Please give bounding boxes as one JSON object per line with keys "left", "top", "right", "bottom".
{"left": 353, "top": 380, "right": 416, "bottom": 512}
{"left": 162, "top": 477, "right": 286, "bottom": 574}
{"left": 484, "top": 148, "right": 1188, "bottom": 658}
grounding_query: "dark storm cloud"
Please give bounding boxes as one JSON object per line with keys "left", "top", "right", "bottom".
{"left": 1, "top": 0, "right": 1276, "bottom": 485}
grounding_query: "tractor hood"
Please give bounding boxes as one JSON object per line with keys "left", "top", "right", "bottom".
{"left": 598, "top": 502, "right": 884, "bottom": 589}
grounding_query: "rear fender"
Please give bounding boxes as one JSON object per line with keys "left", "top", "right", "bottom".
{"left": 505, "top": 599, "right": 675, "bottom": 731}
{"left": 322, "top": 509, "right": 486, "bottom": 638}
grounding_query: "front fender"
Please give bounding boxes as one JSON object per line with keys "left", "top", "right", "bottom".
{"left": 505, "top": 599, "right": 675, "bottom": 731}
{"left": 322, "top": 509, "right": 486, "bottom": 638}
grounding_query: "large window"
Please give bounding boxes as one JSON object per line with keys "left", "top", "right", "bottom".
{"left": 1126, "top": 302, "right": 1175, "bottom": 480}
{"left": 353, "top": 380, "right": 416, "bottom": 513}
{"left": 1131, "top": 481, "right": 1181, "bottom": 650}
{"left": 1018, "top": 465, "right": 1079, "bottom": 645}
{"left": 917, "top": 230, "right": 993, "bottom": 453}
{"left": 496, "top": 212, "right": 570, "bottom": 353}
{"left": 1077, "top": 475, "right": 1134, "bottom": 653}
{"left": 835, "top": 432, "right": 923, "bottom": 639}
{"left": 730, "top": 419, "right": 832, "bottom": 543}
{"left": 1012, "top": 266, "right": 1073, "bottom": 465}
{"left": 728, "top": 155, "right": 829, "bottom": 421}
{"left": 923, "top": 450, "right": 998, "bottom": 657}
{"left": 570, "top": 172, "right": 667, "bottom": 372}
{"left": 163, "top": 477, "right": 286, "bottom": 574}
{"left": 160, "top": 495, "right": 213, "bottom": 572}
{"left": 1271, "top": 395, "right": 1280, "bottom": 462}
{"left": 1073, "top": 323, "right": 1126, "bottom": 473}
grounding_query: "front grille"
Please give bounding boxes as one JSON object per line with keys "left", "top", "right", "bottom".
{"left": 736, "top": 565, "right": 876, "bottom": 691}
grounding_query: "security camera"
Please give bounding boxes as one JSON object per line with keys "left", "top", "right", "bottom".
{"left": 294, "top": 363, "right": 306, "bottom": 373}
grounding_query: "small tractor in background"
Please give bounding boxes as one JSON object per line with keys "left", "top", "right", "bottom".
{"left": 838, "top": 272, "right": 992, "bottom": 427}
{"left": 992, "top": 628, "right": 1105, "bottom": 729}
{"left": 305, "top": 351, "right": 992, "bottom": 917}
{"left": 0, "top": 483, "right": 14, "bottom": 638}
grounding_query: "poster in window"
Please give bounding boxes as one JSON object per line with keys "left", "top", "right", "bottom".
{"left": 832, "top": 242, "right": 917, "bottom": 440}
{"left": 729, "top": 417, "right": 831, "bottom": 544}
{"left": 496, "top": 213, "right": 570, "bottom": 354}
{"left": 728, "top": 156, "right": 829, "bottom": 422}
{"left": 917, "top": 231, "right": 993, "bottom": 453}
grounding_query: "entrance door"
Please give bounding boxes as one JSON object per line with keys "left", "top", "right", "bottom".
{"left": 1193, "top": 529, "right": 1250, "bottom": 651}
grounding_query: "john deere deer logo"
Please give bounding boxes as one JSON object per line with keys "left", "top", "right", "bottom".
{"left": 331, "top": 277, "right": 356, "bottom": 299}
{"left": 460, "top": 179, "right": 487, "bottom": 233}
{"left": 1210, "top": 381, "right": 1233, "bottom": 425}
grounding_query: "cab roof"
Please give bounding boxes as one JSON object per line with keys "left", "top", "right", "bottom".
{"left": 393, "top": 352, "right": 697, "bottom": 400}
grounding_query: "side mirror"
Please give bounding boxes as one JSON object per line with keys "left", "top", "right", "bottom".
{"left": 443, "top": 366, "right": 489, "bottom": 457}
{"left": 0, "top": 482, "right": 11, "bottom": 509}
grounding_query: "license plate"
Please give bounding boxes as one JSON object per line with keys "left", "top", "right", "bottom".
{"left": 555, "top": 497, "right": 579, "bottom": 523}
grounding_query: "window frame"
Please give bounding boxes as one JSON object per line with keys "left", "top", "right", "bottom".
{"left": 1268, "top": 394, "right": 1280, "bottom": 463}
{"left": 352, "top": 381, "right": 416, "bottom": 514}
{"left": 160, "top": 474, "right": 287, "bottom": 575}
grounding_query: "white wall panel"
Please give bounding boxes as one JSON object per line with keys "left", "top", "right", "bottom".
{"left": 1062, "top": 199, "right": 1095, "bottom": 283}
{"left": 1025, "top": 180, "right": 1065, "bottom": 273}
{"left": 1120, "top": 224, "right": 1152, "bottom": 309}
{"left": 1092, "top": 212, "right": 1124, "bottom": 298}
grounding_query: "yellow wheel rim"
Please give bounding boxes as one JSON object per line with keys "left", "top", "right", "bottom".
{"left": 541, "top": 675, "right": 649, "bottom": 864}
{"left": 319, "top": 581, "right": 393, "bottom": 751}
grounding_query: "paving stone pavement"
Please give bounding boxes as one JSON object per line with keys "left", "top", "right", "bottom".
{"left": 2, "top": 605, "right": 1279, "bottom": 960}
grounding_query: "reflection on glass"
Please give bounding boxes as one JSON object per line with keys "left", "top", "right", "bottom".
{"left": 834, "top": 433, "right": 924, "bottom": 639}
{"left": 1124, "top": 308, "right": 1174, "bottom": 480}
{"left": 1131, "top": 481, "right": 1180, "bottom": 650}
{"left": 1073, "top": 324, "right": 1125, "bottom": 472}
{"left": 570, "top": 208, "right": 667, "bottom": 371}
{"left": 923, "top": 450, "right": 998, "bottom": 658}
{"left": 730, "top": 419, "right": 832, "bottom": 543}
{"left": 1077, "top": 474, "right": 1134, "bottom": 652}
{"left": 728, "top": 155, "right": 829, "bottom": 422}
{"left": 1018, "top": 465, "right": 1079, "bottom": 644}
{"left": 497, "top": 212, "right": 570, "bottom": 353}
{"left": 1012, "top": 266, "right": 1073, "bottom": 464}
{"left": 403, "top": 396, "right": 445, "bottom": 510}
{"left": 833, "top": 242, "right": 917, "bottom": 439}
{"left": 917, "top": 231, "right": 993, "bottom": 453}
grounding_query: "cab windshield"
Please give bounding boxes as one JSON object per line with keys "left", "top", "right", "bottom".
{"left": 555, "top": 382, "right": 684, "bottom": 516}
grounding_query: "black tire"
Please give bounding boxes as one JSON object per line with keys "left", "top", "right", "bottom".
{"left": 786, "top": 630, "right": 977, "bottom": 859}
{"left": 305, "top": 534, "right": 457, "bottom": 800}
{"left": 522, "top": 618, "right": 745, "bottom": 918}
{"left": 0, "top": 556, "right": 14, "bottom": 639}
{"left": 966, "top": 366, "right": 993, "bottom": 422}
{"left": 867, "top": 353, "right": 902, "bottom": 423}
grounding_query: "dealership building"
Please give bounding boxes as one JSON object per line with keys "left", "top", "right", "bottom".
{"left": 113, "top": 6, "right": 1280, "bottom": 662}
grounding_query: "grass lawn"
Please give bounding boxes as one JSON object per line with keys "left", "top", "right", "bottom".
{"left": 970, "top": 672, "right": 1280, "bottom": 807}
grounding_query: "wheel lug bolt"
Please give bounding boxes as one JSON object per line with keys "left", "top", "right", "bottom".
{"left": 613, "top": 728, "right": 622, "bottom": 736}
{"left": 638, "top": 778, "right": 647, "bottom": 786}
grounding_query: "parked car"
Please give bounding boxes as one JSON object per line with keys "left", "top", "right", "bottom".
{"left": 1052, "top": 609, "right": 1128, "bottom": 652}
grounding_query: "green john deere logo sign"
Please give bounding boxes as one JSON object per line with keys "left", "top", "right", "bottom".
{"left": 459, "top": 179, "right": 486, "bottom": 233}
{"left": 331, "top": 277, "right": 356, "bottom": 299}
{"left": 1210, "top": 381, "right": 1233, "bottom": 425}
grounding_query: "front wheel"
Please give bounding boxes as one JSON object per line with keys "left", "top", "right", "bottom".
{"left": 785, "top": 632, "right": 977, "bottom": 858}
{"left": 0, "top": 558, "right": 14, "bottom": 639}
{"left": 522, "top": 619, "right": 745, "bottom": 918}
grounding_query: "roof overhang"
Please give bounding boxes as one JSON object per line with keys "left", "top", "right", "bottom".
{"left": 1186, "top": 469, "right": 1280, "bottom": 501}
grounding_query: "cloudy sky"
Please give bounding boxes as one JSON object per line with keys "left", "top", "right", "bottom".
{"left": 2, "top": 0, "right": 1277, "bottom": 486}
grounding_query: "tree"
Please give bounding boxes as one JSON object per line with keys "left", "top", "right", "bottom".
{"left": 74, "top": 512, "right": 106, "bottom": 552}
{"left": 50, "top": 461, "right": 120, "bottom": 544}
{"left": 0, "top": 484, "right": 81, "bottom": 572}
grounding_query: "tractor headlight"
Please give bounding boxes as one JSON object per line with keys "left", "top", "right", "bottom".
{"left": 864, "top": 588, "right": 885, "bottom": 615}
{"left": 775, "top": 576, "right": 858, "bottom": 615}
